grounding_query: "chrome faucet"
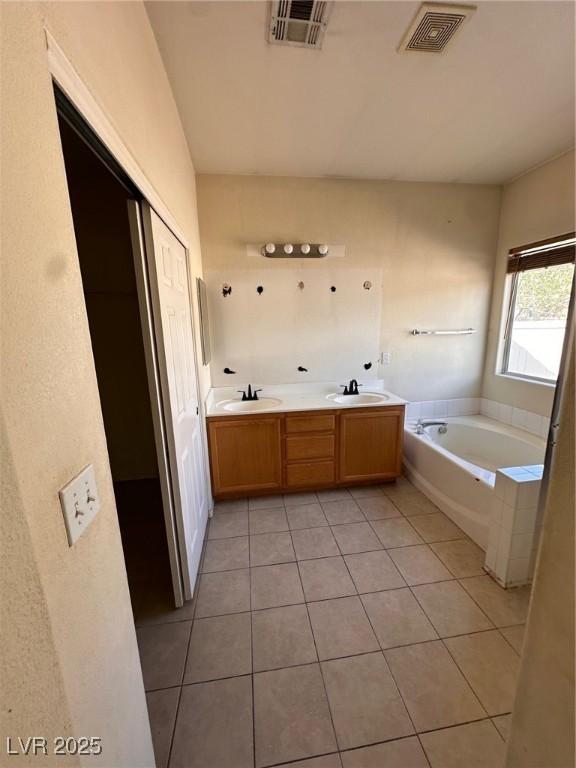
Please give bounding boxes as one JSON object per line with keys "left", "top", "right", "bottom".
{"left": 415, "top": 419, "right": 448, "bottom": 435}
{"left": 237, "top": 384, "right": 262, "bottom": 402}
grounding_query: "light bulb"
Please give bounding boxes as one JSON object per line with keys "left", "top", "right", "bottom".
{"left": 284, "top": 243, "right": 294, "bottom": 254}
{"left": 300, "top": 243, "right": 311, "bottom": 254}
{"left": 318, "top": 244, "right": 329, "bottom": 255}
{"left": 265, "top": 243, "right": 276, "bottom": 254}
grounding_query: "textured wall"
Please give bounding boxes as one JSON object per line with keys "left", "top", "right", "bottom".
{"left": 206, "top": 267, "right": 384, "bottom": 387}
{"left": 505, "top": 345, "right": 574, "bottom": 766}
{"left": 1, "top": 2, "right": 204, "bottom": 763}
{"left": 197, "top": 174, "right": 501, "bottom": 401}
{"left": 482, "top": 150, "right": 575, "bottom": 416}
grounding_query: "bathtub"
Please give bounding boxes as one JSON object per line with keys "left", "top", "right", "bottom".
{"left": 403, "top": 415, "right": 546, "bottom": 550}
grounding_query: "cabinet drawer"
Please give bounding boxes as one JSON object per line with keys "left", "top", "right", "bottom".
{"left": 286, "top": 435, "right": 335, "bottom": 462}
{"left": 286, "top": 461, "right": 335, "bottom": 488}
{"left": 285, "top": 414, "right": 335, "bottom": 434}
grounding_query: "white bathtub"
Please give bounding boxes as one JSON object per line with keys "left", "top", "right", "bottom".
{"left": 403, "top": 415, "right": 546, "bottom": 550}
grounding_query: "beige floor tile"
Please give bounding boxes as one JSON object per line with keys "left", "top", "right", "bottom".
{"left": 409, "top": 513, "right": 465, "bottom": 543}
{"left": 249, "top": 507, "right": 289, "bottom": 534}
{"left": 250, "top": 531, "right": 295, "bottom": 566}
{"left": 344, "top": 550, "right": 405, "bottom": 593}
{"left": 287, "top": 503, "right": 329, "bottom": 530}
{"left": 214, "top": 498, "right": 248, "bottom": 514}
{"left": 331, "top": 522, "right": 383, "bottom": 554}
{"left": 388, "top": 545, "right": 453, "bottom": 585}
{"left": 499, "top": 624, "right": 525, "bottom": 653}
{"left": 170, "top": 676, "right": 253, "bottom": 768}
{"left": 317, "top": 488, "right": 352, "bottom": 502}
{"left": 341, "top": 736, "right": 429, "bottom": 768}
{"left": 288, "top": 756, "right": 342, "bottom": 768}
{"left": 298, "top": 557, "right": 357, "bottom": 601}
{"left": 380, "top": 476, "right": 416, "bottom": 496}
{"left": 391, "top": 492, "right": 440, "bottom": 517}
{"left": 459, "top": 576, "right": 531, "bottom": 626}
{"left": 284, "top": 492, "right": 319, "bottom": 507}
{"left": 371, "top": 518, "right": 424, "bottom": 549}
{"left": 249, "top": 494, "right": 285, "bottom": 510}
{"left": 254, "top": 664, "right": 337, "bottom": 767}
{"left": 184, "top": 613, "right": 251, "bottom": 683}
{"left": 137, "top": 621, "right": 191, "bottom": 690}
{"left": 251, "top": 562, "right": 305, "bottom": 610}
{"left": 420, "top": 719, "right": 506, "bottom": 768}
{"left": 252, "top": 604, "right": 317, "bottom": 671}
{"left": 292, "top": 527, "right": 340, "bottom": 560}
{"left": 357, "top": 496, "right": 402, "bottom": 520}
{"left": 322, "top": 652, "right": 414, "bottom": 750}
{"left": 384, "top": 640, "right": 486, "bottom": 731}
{"left": 308, "top": 596, "right": 379, "bottom": 660}
{"left": 348, "top": 485, "right": 385, "bottom": 499}
{"left": 208, "top": 510, "right": 249, "bottom": 539}
{"left": 322, "top": 499, "right": 365, "bottom": 525}
{"left": 492, "top": 714, "right": 511, "bottom": 740}
{"left": 444, "top": 630, "right": 520, "bottom": 715}
{"left": 146, "top": 688, "right": 179, "bottom": 768}
{"left": 412, "top": 581, "right": 494, "bottom": 637}
{"left": 430, "top": 539, "right": 486, "bottom": 578}
{"left": 361, "top": 589, "right": 437, "bottom": 649}
{"left": 201, "top": 536, "right": 249, "bottom": 573}
{"left": 195, "top": 569, "right": 251, "bottom": 618}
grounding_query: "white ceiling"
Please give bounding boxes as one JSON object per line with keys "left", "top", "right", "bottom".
{"left": 147, "top": 1, "right": 575, "bottom": 184}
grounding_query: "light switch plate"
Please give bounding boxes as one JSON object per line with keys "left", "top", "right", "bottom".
{"left": 59, "top": 464, "right": 100, "bottom": 546}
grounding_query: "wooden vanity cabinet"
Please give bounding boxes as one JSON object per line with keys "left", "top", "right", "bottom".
{"left": 338, "top": 408, "right": 404, "bottom": 483}
{"left": 207, "top": 416, "right": 282, "bottom": 496}
{"left": 207, "top": 405, "right": 404, "bottom": 499}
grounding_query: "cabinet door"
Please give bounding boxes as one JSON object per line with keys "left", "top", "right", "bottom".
{"left": 208, "top": 417, "right": 282, "bottom": 496}
{"left": 339, "top": 409, "right": 403, "bottom": 483}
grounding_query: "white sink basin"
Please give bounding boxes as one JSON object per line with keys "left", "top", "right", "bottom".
{"left": 219, "top": 397, "right": 282, "bottom": 413}
{"left": 328, "top": 393, "right": 390, "bottom": 405}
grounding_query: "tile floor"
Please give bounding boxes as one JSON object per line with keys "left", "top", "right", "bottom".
{"left": 137, "top": 479, "right": 530, "bottom": 768}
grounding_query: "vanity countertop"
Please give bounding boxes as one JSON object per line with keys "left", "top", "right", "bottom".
{"left": 205, "top": 380, "right": 407, "bottom": 417}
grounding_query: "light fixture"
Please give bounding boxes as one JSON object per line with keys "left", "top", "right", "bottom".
{"left": 261, "top": 243, "right": 330, "bottom": 258}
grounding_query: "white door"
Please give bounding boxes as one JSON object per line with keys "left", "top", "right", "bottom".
{"left": 140, "top": 203, "right": 208, "bottom": 601}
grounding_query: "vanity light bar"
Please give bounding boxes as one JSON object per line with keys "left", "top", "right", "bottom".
{"left": 262, "top": 243, "right": 330, "bottom": 258}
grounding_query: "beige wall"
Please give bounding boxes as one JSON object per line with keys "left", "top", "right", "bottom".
{"left": 505, "top": 345, "right": 575, "bottom": 767}
{"left": 482, "top": 150, "right": 575, "bottom": 416}
{"left": 1, "top": 2, "right": 205, "bottom": 763}
{"left": 197, "top": 174, "right": 501, "bottom": 401}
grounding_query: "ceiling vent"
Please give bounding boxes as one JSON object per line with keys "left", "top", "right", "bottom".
{"left": 399, "top": 3, "right": 476, "bottom": 53}
{"left": 268, "top": 1, "right": 333, "bottom": 49}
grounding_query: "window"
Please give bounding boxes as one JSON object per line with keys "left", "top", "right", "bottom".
{"left": 502, "top": 233, "right": 575, "bottom": 383}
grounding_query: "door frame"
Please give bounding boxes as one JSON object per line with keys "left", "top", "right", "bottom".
{"left": 48, "top": 28, "right": 212, "bottom": 606}
{"left": 46, "top": 29, "right": 189, "bottom": 248}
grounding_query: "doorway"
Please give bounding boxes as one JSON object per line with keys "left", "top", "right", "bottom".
{"left": 55, "top": 89, "right": 208, "bottom": 619}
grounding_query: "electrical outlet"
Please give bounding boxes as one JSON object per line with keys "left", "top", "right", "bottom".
{"left": 59, "top": 464, "right": 100, "bottom": 546}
